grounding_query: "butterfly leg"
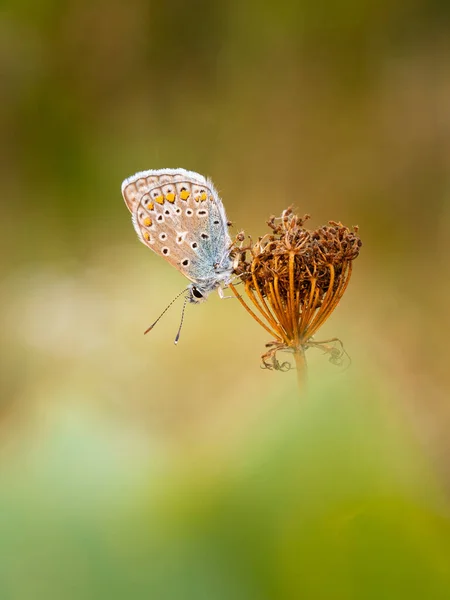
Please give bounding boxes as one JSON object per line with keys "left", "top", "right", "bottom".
{"left": 217, "top": 285, "right": 240, "bottom": 300}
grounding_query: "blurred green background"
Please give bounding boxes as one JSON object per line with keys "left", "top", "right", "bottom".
{"left": 1, "top": 0, "right": 450, "bottom": 598}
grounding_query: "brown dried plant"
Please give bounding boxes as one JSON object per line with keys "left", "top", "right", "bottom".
{"left": 229, "top": 208, "right": 362, "bottom": 390}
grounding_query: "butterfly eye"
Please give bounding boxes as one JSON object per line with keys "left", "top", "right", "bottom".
{"left": 192, "top": 287, "right": 204, "bottom": 299}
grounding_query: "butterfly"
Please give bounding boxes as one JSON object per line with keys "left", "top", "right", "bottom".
{"left": 121, "top": 168, "right": 233, "bottom": 306}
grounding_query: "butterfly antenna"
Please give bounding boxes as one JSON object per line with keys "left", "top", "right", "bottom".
{"left": 144, "top": 288, "right": 188, "bottom": 335}
{"left": 174, "top": 296, "right": 189, "bottom": 345}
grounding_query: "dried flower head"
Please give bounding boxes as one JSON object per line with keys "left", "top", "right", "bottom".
{"left": 229, "top": 208, "right": 362, "bottom": 381}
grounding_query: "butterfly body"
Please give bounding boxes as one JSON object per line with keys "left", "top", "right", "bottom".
{"left": 121, "top": 168, "right": 232, "bottom": 302}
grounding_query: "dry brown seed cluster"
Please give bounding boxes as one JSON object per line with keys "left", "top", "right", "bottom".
{"left": 229, "top": 208, "right": 362, "bottom": 375}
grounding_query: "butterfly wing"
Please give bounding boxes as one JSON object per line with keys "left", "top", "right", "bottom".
{"left": 121, "top": 168, "right": 231, "bottom": 285}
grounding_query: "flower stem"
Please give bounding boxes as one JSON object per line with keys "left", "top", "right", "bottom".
{"left": 293, "top": 347, "right": 307, "bottom": 394}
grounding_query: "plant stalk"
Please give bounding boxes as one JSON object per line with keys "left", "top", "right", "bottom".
{"left": 293, "top": 346, "right": 307, "bottom": 394}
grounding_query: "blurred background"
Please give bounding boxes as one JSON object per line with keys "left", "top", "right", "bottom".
{"left": 1, "top": 0, "right": 450, "bottom": 597}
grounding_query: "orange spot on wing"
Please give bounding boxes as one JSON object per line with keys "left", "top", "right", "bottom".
{"left": 155, "top": 195, "right": 164, "bottom": 205}
{"left": 165, "top": 193, "right": 175, "bottom": 203}
{"left": 143, "top": 217, "right": 152, "bottom": 227}
{"left": 143, "top": 231, "right": 150, "bottom": 241}
{"left": 180, "top": 190, "right": 190, "bottom": 200}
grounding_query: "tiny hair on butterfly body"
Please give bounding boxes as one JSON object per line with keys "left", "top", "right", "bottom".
{"left": 121, "top": 168, "right": 233, "bottom": 306}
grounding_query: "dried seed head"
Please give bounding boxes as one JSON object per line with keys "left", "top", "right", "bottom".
{"left": 230, "top": 207, "right": 361, "bottom": 370}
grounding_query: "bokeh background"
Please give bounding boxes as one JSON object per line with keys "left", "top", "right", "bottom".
{"left": 1, "top": 0, "right": 450, "bottom": 598}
